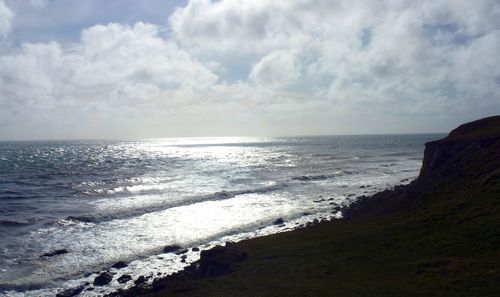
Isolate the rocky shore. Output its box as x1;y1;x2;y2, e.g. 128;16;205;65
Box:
60;116;500;297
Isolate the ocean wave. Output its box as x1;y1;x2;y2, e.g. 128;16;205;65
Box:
65;183;289;224
0;218;38;227
291;174;336;181
76;179;175;197
0;280;54;294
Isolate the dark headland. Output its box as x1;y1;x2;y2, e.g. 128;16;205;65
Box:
103;116;500;297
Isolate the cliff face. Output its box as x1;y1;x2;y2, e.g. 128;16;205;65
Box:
345;115;500;219
417;115;500;190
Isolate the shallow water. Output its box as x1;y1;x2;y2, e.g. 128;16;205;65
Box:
0;135;442;296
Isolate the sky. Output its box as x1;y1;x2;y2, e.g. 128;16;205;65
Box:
0;0;499;140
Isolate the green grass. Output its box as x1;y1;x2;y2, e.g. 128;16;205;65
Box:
149;180;499;297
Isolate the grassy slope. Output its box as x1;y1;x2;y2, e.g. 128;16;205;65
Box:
148;125;500;297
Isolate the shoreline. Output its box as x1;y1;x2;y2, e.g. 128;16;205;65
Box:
98;116;500;297
92;177;419;297
1;135;428;297
54;116;500;297
100;182;415;297
55;194;358;297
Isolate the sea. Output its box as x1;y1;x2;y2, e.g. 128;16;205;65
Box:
0;134;442;296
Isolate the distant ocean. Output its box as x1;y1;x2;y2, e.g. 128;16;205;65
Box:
0;135;442;296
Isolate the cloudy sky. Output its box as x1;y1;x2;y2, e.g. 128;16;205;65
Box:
0;0;499;140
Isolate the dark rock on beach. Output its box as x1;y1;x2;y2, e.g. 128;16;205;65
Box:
163;245;182;253
273;218;284;225
56;285;84;297
117;274;132;284
197;246;248;277
93;272;113;286
192;247;200;252
111;261;128;269
134;275;146;285
40;249;69;258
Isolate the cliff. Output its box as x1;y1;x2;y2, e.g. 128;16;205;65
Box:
105;116;500;297
418;115;500;188
345;115;500;219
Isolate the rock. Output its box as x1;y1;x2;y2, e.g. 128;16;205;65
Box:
40;249;69;258
197;246;248;277
56;285;84;297
134;275;146;285
175;249;188;255
111;261;128;269
192;247;200;252
117;274;132;284
273;218;284;225
93;272;113;286
163;245;182;253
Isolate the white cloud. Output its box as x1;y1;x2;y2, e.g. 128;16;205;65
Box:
171;0;500;116
250;50;300;87
1;0;500;139
169;0;309;56
0;22;222;139
0;22;218;108
0;0;13;37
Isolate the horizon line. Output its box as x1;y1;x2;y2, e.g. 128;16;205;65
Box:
0;132;447;142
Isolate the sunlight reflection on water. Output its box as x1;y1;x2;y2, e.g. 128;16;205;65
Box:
0;135;442;296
